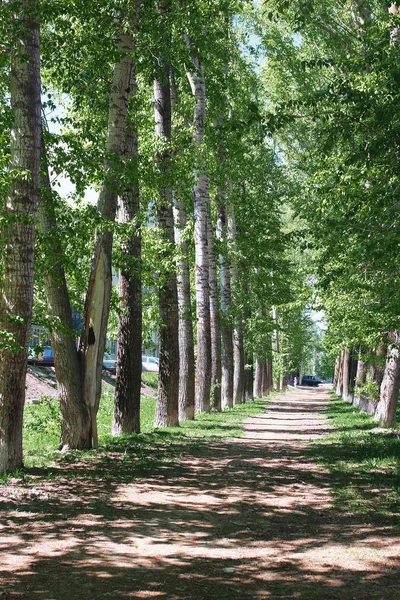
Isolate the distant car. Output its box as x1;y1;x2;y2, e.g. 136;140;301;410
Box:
29;346;55;367
142;355;159;372
103;353;117;372
301;375;322;387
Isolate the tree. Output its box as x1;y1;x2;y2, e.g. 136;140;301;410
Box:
153;0;179;427
0;0;41;473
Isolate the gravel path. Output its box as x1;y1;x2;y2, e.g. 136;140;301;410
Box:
1;387;399;599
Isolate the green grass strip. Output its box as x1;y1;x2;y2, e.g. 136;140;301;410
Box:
309;392;400;518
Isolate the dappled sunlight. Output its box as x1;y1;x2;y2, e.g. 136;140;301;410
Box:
1;388;399;599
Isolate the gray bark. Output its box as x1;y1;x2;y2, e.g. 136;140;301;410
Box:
342;347;351;402
38;141;90;449
153;54;179;428
80;31;134;448
171;67;195;422
0;1;41;473
374;334;400;428
186;34;212;413
229;205;244;404
254;356;263;398
174;197;195;421
353;355;367;408
113;55;142;435
207;207;222;411
336;350;344;397
216;197;234;409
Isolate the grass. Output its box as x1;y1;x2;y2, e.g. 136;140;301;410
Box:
17;382;268;477
309;392;400;517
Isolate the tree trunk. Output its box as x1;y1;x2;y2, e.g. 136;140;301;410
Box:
254;356;263;397
207;207;222;411
38;142;90;449
0;1;41;473
374;338;400;428
113;60;142;435
335;350;344;396
348;351;358;403
267;357;274;392
272;307;280;390
216;198;234;409
153;52;179;428
244;351;254;402
353;355;367;408
170;66;195;422
80;31;134;448
342;347;351;402
333;355;340;388
229;205;244;404
174;197;195;421
186;34;212;414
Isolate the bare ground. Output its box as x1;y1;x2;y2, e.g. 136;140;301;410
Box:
1;387;399;599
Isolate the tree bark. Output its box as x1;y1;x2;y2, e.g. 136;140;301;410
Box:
333;355;340;388
229;205;244;404
79;31;134;448
0;1;41;473
113;57;142;435
353;355;367;408
335;350;344;397
254;356;263;397
38;141;90;449
174;197;195;421
207;207;222;411
216;198;234;409
342;347;351;402
186;34;212;414
170;66;195;422
153;49;179;428
244;351;254;402
374;334;400;428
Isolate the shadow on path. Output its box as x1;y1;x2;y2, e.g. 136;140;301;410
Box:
0;388;399;599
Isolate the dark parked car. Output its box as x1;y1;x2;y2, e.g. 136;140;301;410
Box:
301;375;322;387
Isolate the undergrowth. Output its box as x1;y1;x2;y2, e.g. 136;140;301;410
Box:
309;392;400;517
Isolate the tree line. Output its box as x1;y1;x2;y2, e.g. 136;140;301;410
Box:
0;0;317;474
260;0;400;426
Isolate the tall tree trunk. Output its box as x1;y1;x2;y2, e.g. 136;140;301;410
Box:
268;357;274;392
153;49;179;428
348;350;358;403
170;66;195;422
374;334;400;428
369;342;385;388
79;31;134;448
174;196;195;421
207;207;222;411
342;347;351;402
0;1;41;473
38;142;90;449
186;34;212;414
335;350;344;396
229;205;244;404
353;353;367;408
333;355;340;388
254;356;263;397
244;351;254;402
216;198;234;409
272;307;280;390
113;58;142;435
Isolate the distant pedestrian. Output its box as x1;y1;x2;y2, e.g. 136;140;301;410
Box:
294;376;298;388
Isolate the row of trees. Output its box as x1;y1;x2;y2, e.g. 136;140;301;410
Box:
260;0;400;426
0;0;316;473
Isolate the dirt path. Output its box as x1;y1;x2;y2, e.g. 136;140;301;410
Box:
1;388;399;599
